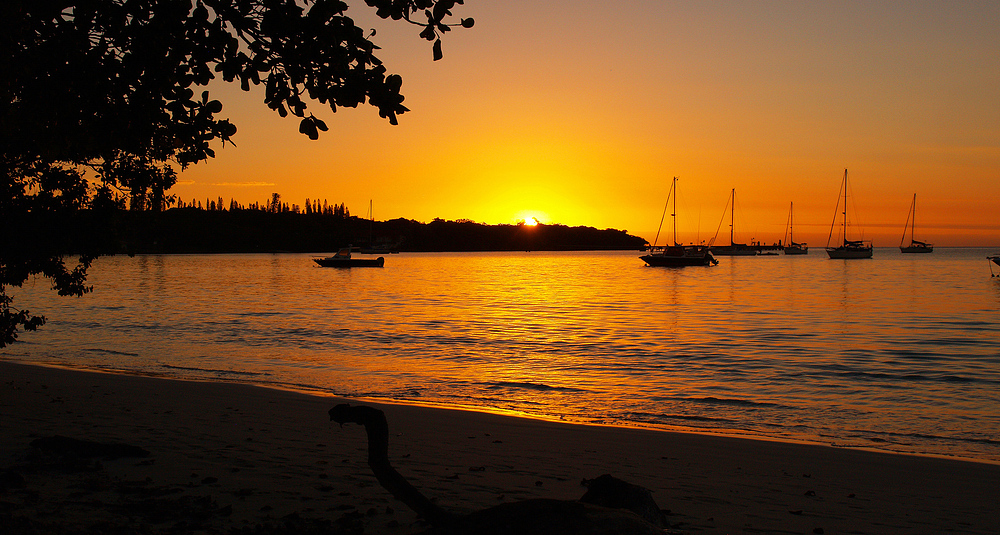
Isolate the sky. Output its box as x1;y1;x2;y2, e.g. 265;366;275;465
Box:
175;1;1000;247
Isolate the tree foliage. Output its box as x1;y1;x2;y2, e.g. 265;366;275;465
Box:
0;0;473;346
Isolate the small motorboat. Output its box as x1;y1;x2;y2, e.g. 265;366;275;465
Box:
314;248;385;268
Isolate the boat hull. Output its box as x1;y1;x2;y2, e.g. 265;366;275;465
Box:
641;246;717;267
900;245;933;253
783;245;808;255
641;254;716;267
314;257;385;268
826;246;872;259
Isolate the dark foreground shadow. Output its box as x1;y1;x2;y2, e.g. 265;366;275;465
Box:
330;403;681;535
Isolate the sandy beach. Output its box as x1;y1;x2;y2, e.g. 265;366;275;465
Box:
1;360;997;534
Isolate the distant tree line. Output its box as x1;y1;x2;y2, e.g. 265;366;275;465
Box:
173;192;349;217
45;204;647;254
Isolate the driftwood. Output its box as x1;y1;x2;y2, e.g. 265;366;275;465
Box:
329;403;667;535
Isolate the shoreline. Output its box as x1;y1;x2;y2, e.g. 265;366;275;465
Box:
3;360;999;534
9;358;998;467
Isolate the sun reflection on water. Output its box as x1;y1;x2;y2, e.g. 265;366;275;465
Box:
6;249;1000;460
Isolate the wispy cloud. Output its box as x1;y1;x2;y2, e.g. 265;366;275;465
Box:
207;182;276;187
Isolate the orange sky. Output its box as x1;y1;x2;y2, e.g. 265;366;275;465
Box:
175;1;1000;247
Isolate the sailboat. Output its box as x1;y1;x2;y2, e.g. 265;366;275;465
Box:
899;194;932;253
640;177;718;267
783;202;808;254
710;189;758;256
826;168;873;259
359;200;401;254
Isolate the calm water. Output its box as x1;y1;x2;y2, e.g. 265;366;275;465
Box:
5;249;1000;462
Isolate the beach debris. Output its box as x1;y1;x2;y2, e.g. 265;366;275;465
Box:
580;474;666;527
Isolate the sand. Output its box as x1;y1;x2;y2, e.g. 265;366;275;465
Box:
1;360;997;534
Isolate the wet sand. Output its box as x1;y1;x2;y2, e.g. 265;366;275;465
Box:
1;360;997;534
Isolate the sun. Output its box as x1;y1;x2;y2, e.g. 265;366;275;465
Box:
515;210;548;226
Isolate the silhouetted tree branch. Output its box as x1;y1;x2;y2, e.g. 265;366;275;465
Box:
0;0;473;346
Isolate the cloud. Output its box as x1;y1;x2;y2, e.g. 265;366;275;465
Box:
207;182;276;187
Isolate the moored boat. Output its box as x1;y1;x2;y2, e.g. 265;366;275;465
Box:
314;247;385;268
711;188;758;256
641;244;718;267
640;177;718;267
783;201;808;254
359;199;403;254
899;194;933;253
826;169;873;259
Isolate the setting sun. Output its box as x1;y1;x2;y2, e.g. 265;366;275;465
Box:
515;211;547;226
169;2;999;247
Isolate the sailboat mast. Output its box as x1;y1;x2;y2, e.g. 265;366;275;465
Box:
730;188;735;246
911;194;916;242
789;202;794;243
901;193;913;247
672;177;678;246
842;169;848;246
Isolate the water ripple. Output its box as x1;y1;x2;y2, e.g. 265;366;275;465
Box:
7;249;1000;461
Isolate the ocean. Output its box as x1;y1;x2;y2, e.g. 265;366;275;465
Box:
5;249;1000;462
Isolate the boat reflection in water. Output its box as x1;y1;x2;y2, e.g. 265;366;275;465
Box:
640;176;718;267
988;255;1000;277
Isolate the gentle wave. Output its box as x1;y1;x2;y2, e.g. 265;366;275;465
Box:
160;364;272;377
479;381;588;392
83;348;140;357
